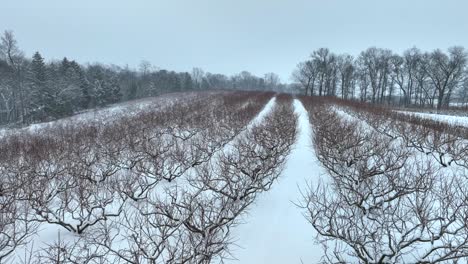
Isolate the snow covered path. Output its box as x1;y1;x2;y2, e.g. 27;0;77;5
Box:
226;99;323;264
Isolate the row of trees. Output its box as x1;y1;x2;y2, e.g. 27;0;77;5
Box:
299;96;468;262
0;30;283;126
0;92;299;263
292;47;468;110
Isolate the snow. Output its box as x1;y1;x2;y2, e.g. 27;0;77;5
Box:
226;99;323;264
8;94;330;263
0;91;219;137
397;110;468;128
333;106;357;122
248;97;276;126
10;93;279;263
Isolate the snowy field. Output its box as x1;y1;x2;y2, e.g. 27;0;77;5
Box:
1;91;468;263
0;91;224;137
397;110;468;128
2;91;322;263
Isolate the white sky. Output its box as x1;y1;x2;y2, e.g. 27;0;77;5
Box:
2;0;467;82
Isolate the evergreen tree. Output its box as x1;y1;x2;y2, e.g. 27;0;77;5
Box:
69;60;92;109
60;57;70;75
88;65;121;107
29;51;51;120
55;58;82;115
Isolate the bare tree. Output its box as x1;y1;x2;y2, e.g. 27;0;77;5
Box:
191;67;205;90
357;47;393;103
425;47;467;110
336;54;355;99
0;30;26;123
264;72;281;91
292;60;317;96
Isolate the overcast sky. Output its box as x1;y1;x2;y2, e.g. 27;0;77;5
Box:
2;0;467;82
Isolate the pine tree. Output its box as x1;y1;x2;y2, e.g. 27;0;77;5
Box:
29;51;51;120
88;65;121;107
109;77;122;104
60;57;70;75
69;61;92;109
54;58;82;116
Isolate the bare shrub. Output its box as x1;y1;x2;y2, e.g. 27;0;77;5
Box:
299;96;468;263
75;94;298;263
1;91;293;262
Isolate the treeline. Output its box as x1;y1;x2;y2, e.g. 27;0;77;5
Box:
292;47;468;110
0;30;283;126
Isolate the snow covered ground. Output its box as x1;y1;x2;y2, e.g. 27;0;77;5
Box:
0;91;220;137
397;110;468;128
226;99;323;264
7;94;329;263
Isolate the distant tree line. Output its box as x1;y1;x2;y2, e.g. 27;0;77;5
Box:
292;47;468;110
0;30;283;126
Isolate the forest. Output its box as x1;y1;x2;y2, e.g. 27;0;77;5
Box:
293;47;468;109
